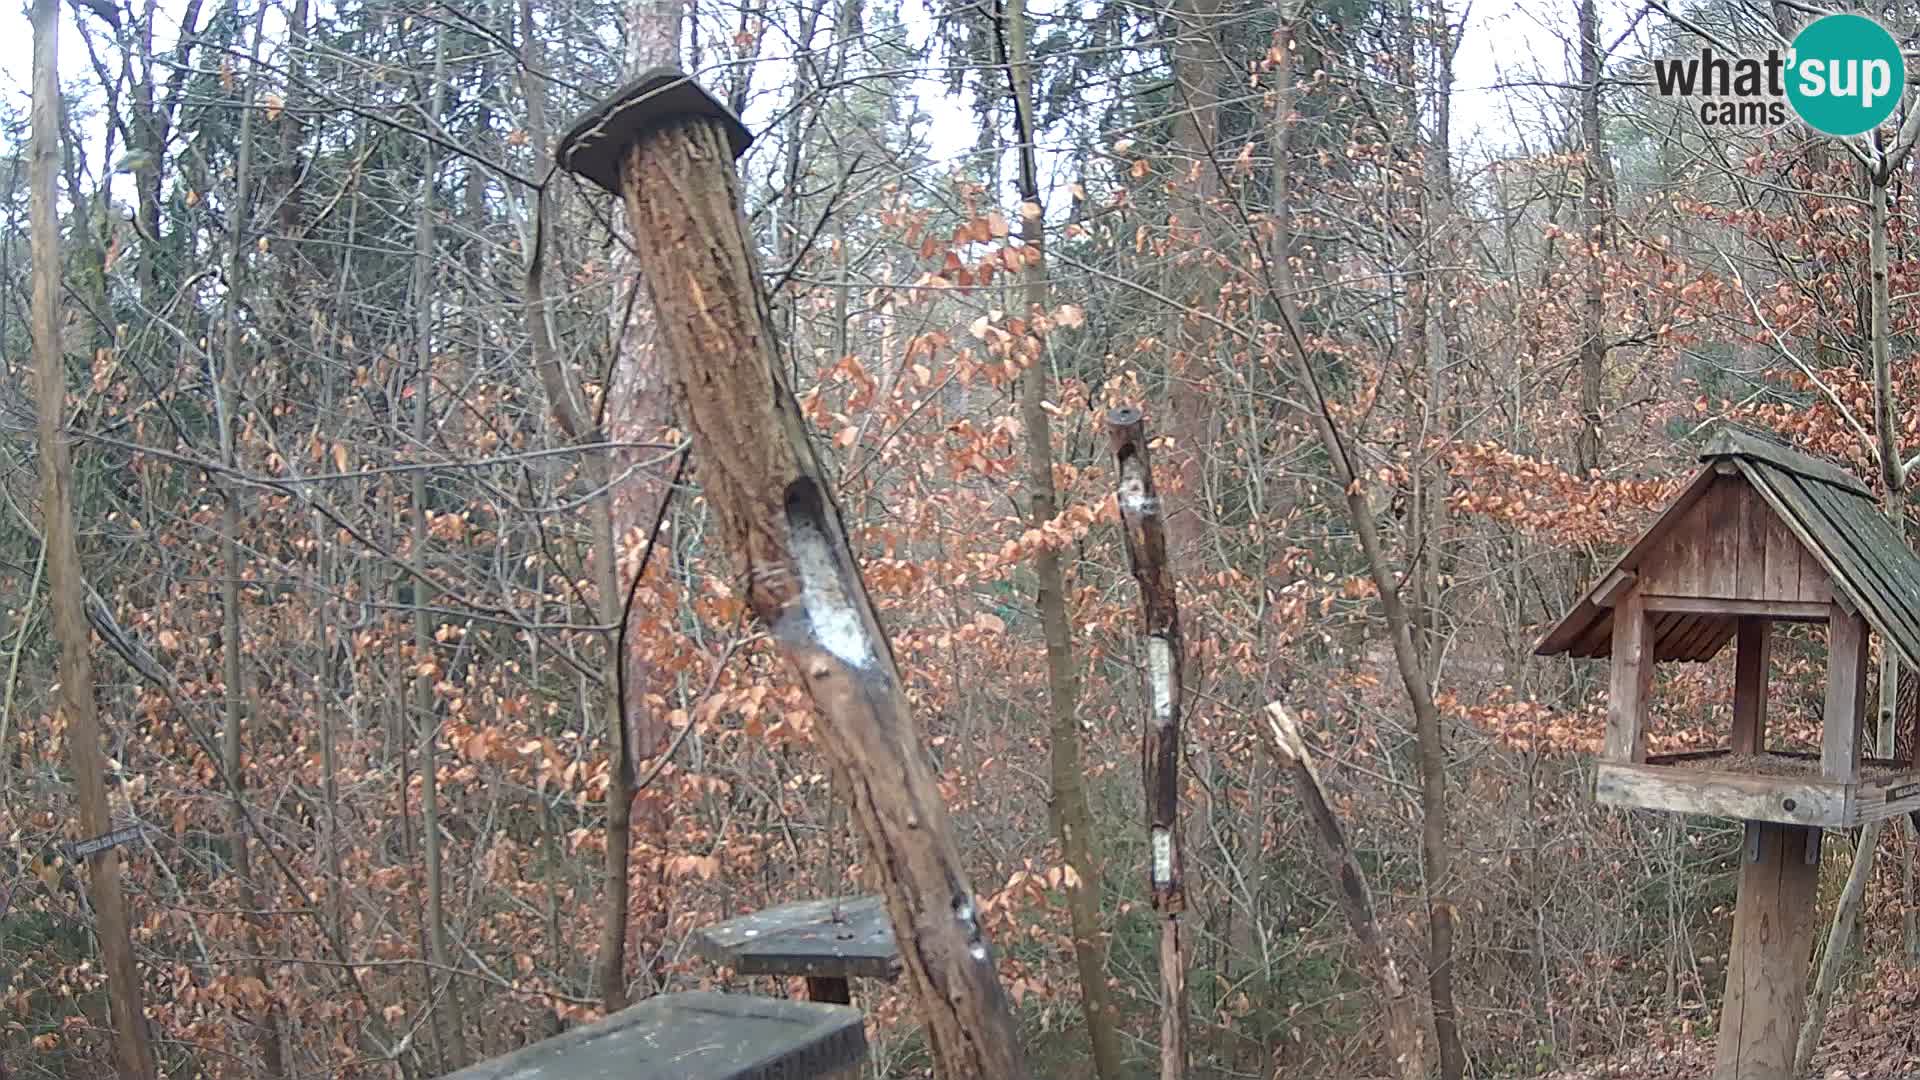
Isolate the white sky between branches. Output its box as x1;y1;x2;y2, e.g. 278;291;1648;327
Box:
0;0;1591;224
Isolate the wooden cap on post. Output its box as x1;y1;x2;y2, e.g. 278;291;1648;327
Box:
554;68;752;195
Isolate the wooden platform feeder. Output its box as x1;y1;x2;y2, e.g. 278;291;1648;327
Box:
1536;429;1920;1080
440;991;867;1080
696;895;902;1006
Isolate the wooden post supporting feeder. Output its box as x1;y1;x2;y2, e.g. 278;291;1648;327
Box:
556;70;1029;1079
1537;429;1920;1080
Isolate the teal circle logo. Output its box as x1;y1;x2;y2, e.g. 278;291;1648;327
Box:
1787;14;1905;136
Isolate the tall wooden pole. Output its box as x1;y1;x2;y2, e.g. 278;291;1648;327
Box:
1107;408;1188;1079
556;71;1029;1079
30;0;158;1074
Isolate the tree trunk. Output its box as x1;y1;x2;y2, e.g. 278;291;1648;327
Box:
411;27;467;1068
1262;705;1427;1080
1574;0;1611;478
1261;66;1459;1078
1000;4;1123;1076
30;0;158;1072
1164;0;1222;558
574;89;1031;1077
215;12;285;1071
1109;409;1189;1080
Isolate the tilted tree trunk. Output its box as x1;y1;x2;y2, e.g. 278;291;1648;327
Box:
30;0;158;1073
998;3;1124;1076
1109;408;1190;1080
1262;705;1427;1080
559;80;1031;1077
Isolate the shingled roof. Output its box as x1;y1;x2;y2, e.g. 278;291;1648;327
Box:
1535;428;1920;671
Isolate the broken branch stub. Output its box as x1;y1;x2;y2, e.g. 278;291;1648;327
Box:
555;71;1029;1080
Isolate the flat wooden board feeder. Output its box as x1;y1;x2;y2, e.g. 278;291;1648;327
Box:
1538;429;1920;1078
1537;428;1920;828
438;991;866;1080
696;895;901;1005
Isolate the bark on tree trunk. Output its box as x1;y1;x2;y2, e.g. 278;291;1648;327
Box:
1574;0;1611;479
216;14;285;1070
1110;409;1189;1080
1262;705;1427;1080
1001;3;1124;1075
1164;0;1222;559
570;87;1031;1078
411;29;467;1068
30;0;158;1072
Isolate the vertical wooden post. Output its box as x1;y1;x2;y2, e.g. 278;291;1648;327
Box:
1713;822;1820;1080
1731;617;1771;755
1605;591;1652;762
1108;408;1189;1080
805;976;852;1005
554;71;1029;1080
1824;607;1868;783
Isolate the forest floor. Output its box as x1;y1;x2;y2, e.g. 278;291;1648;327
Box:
1538;960;1920;1078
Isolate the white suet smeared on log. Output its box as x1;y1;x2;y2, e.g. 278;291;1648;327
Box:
780;479;877;670
1147;635;1176;728
1151;827;1173;886
1117;453;1160;518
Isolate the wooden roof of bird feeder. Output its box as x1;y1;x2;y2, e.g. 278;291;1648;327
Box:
1536;428;1920;828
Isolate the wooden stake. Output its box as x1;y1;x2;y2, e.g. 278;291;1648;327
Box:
555;71;1028;1079
1713;821;1819;1080
1108;408;1188;1080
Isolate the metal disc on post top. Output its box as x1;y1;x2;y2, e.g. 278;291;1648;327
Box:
555;67;753;196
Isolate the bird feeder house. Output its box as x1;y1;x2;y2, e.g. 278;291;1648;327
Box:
1537;429;1920;1080
1537;428;1920;826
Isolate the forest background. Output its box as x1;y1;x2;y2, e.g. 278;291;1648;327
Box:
4;0;1920;1074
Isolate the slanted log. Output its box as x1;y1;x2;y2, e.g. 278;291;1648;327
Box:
1107;407;1188;1079
555;71;1028;1079
1261;704;1426;1080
